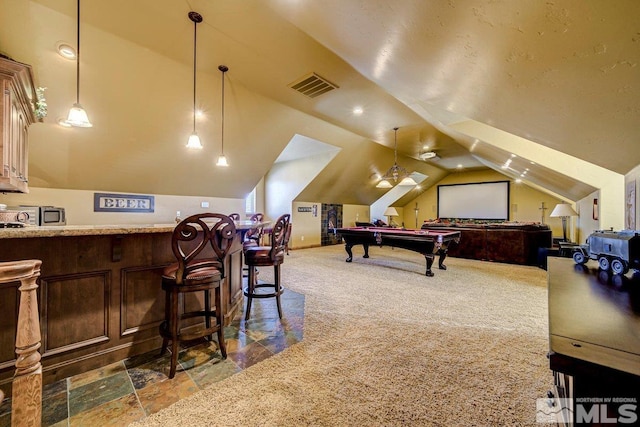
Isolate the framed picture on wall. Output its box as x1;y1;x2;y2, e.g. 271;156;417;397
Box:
626;181;636;230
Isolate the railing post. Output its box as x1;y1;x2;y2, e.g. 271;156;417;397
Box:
0;260;43;427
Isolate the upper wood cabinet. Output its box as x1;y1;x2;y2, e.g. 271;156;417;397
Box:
0;56;38;193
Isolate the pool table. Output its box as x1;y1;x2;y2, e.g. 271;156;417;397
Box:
336;227;461;276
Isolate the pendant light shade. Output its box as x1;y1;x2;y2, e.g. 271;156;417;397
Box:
376;127;417;187
216;65;229;167
186;11;203;149
65;0;92;128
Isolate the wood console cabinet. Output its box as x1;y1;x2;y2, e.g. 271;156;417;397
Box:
547;257;640;426
0;224;247;395
0;56;38;193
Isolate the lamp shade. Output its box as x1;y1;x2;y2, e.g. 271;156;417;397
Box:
398;176;417;186
376;180;392;189
65;103;92;127
383;207;398;217
550;203;578;217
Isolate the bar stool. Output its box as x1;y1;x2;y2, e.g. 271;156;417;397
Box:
159;213;236;378
243;214;290;320
284;222;292;255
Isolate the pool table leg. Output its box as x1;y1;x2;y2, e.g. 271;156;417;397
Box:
424;253;435;277
438;249;448;270
345;243;353;262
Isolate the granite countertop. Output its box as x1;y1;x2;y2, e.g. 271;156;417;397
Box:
0;220;267;239
0;223;177;239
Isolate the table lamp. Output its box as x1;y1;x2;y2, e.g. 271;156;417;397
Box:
550;203;578;242
383;207;398;227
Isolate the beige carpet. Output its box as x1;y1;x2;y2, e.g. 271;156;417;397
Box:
131;244;551;426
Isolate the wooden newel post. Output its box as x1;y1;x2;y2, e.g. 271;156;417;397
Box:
0;260;43;427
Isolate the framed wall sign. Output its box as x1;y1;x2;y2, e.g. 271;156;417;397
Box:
94;193;155;213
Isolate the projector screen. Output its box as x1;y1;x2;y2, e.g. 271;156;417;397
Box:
438;181;510;220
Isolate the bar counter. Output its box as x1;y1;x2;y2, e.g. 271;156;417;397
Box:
0;223;175;238
0;221;260;393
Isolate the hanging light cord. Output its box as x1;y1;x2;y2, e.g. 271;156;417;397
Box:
393;127;399;165
218;65;229;156
192;16;197;132
75;0;80;104
220;68;225;155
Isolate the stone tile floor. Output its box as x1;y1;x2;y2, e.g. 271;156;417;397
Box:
0;289;305;426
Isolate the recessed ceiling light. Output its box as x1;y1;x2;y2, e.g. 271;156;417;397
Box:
56;42;76;60
515;178;522;183
352;106;363;115
457;164;463;169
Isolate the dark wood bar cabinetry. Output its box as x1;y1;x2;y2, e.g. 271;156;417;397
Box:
0;223;251;395
547;257;640;426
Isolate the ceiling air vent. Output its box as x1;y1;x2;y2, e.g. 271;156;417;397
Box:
289;73;338;98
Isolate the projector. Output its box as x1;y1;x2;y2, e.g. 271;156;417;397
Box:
419;151;437;160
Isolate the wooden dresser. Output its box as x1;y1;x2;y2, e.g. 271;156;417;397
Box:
547;257;640;425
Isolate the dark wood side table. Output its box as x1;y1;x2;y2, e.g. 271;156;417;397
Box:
547;258;640;426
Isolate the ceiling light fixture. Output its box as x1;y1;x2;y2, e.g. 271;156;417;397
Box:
186;11;203;149
419;151;437;160
216;65;229;167
376;127;417;188
56;42;76;60
65;0;92;127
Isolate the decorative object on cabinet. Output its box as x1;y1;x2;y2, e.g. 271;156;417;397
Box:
0;56;38;193
216;65;230;166
65;0;92;127
34;86;47;120
185;11;203;149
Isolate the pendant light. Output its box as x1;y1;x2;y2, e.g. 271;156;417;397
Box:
376;127;417;187
65;0;92;127
216;65;229;167
186;11;203;149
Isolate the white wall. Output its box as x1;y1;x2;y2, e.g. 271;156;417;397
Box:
290;201;321;249
265;150;338;221
576;190;600;243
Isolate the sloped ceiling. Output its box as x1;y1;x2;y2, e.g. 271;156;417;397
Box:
1;0;637;205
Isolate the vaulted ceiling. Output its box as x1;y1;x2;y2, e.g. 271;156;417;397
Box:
1;0;638;205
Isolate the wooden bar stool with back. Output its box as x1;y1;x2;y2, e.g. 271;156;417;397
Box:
159;213;236;378
243;214;290;320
